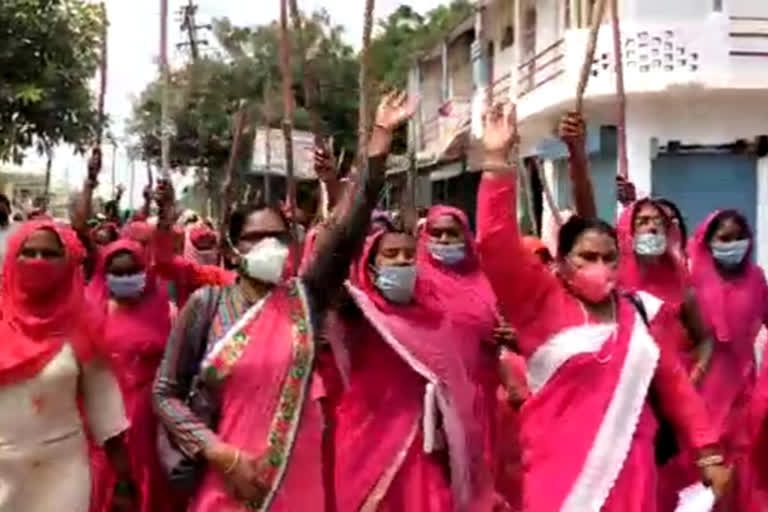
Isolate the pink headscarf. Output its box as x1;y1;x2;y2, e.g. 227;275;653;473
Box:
121;221;154;247
183;225;220;266
688;210;768;346
96;239;172;390
617;199;689;303
338;229;490;509
416;205;498;342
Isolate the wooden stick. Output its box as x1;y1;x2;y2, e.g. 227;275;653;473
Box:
575;0;608;113
218;107;247;236
532;158;563;228
159;0;171;179
357;0;376;165
519;159;539;236
610;0;629;179
279;0;299;272
97;2;108;146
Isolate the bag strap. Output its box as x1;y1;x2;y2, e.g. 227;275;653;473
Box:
186;286;223;386
623;292;680;465
623;292;650;327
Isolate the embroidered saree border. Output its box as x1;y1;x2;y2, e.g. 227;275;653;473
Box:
199;280;316;511
251;280;316;511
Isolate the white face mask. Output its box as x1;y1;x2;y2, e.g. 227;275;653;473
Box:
710;239;749;268
106;272;147;299
634;232;667;257
427;242;466;266
240;237;289;284
374;265;417;304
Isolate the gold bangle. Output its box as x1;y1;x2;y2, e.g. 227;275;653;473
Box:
696;454;724;468
224;449;241;474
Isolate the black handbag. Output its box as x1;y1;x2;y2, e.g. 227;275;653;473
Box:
157;286;222;490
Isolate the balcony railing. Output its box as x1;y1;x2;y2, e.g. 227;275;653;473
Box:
419;97;471;156
517;39;566;98
729;16;768;58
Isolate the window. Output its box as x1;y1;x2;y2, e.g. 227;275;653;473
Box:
713;0;723;11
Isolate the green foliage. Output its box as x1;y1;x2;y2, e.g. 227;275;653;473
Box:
368;0;473;91
0;0;105;163
129;9;360;175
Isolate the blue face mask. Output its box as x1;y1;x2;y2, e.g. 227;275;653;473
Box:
710;239;749;268
374;265;417;304
634;232;667;257
107;272;147;299
428;242;466;266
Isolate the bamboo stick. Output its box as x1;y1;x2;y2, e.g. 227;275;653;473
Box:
610;0;628;179
357;0;376;166
520;159;539;236
97;2;108;146
218;107;247;235
279;0;299;271
159;0;171;179
532;158;564;227
575;0;608;113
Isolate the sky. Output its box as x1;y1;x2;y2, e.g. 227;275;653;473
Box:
16;0;446;207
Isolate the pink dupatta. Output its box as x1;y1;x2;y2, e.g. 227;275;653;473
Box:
88;239;179;512
617;200;689;304
688;210;768;451
335;231;492;511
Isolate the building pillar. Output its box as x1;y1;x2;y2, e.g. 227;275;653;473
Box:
756;156;768;270
471;6;489;90
441;40;449;102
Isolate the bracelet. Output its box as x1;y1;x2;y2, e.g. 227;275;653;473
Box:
696;454;725;468
224;449;241;474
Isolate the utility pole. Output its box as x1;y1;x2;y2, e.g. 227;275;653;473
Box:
177;0;211;60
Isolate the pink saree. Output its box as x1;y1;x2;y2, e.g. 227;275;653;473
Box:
685;211;768;511
190;280;327;512
88;240;181;512
417;205;501;477
333;231;493;512
476;175;718;512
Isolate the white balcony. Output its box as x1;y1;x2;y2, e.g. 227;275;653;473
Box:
512;13;768;127
418;97;472;162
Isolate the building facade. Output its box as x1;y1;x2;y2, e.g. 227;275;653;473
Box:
407;0;768;265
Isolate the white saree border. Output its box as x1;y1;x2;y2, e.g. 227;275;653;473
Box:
560;298;661;512
527;323;618;394
360;420;421;512
345;282;473;509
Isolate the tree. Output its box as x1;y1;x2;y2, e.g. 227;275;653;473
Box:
129;10;360;185
368;0;473;91
0;0;105;163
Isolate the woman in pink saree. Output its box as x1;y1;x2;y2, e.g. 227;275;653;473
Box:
333;224;494;511
474;103;729;512
417;208;504;445
686;210;768;511
153;90;415;512
89;239;182;512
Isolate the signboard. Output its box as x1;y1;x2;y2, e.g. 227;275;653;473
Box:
251;127;316;180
